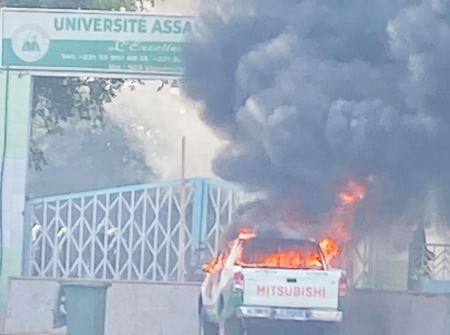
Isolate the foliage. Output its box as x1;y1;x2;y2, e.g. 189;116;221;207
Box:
2;0;167;171
1;0;134;10
30;76;148;171
0;0;162;171
1;0;163;10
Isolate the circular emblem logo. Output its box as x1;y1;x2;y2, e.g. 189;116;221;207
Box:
12;25;50;63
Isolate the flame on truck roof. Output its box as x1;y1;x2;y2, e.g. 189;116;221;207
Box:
203;230;339;273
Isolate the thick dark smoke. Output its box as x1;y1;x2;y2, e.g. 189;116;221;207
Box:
183;0;450;229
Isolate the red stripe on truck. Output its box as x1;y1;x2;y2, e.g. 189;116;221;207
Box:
256;285;326;298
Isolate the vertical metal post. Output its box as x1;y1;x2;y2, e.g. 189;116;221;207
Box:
22;201;33;276
178;136;187;282
0;68;10;277
407;242;414;290
190;179;207;271
367;236;375;288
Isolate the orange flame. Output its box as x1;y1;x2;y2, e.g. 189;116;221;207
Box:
204;181;366;274
203;229;324;273
339;181;365;206
237;229;257;240
237;249;323;270
320;238;340;265
320;180;366;266
332;180;366;239
203;251;227;273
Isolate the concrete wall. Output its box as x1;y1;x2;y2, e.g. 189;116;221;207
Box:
2;279;63;334
343;289;450;335
4;278;450;335
2;278;199;335
372;260;409;291
106;282;199;335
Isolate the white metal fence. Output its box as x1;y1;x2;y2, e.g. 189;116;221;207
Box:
409;243;450;281
24;178;240;282
24;177;375;287
350;237;374;288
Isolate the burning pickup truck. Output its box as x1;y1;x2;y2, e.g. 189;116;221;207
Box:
199;231;346;335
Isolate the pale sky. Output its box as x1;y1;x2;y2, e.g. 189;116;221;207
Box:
144;0;198;14
106;80;224;180
106;1;221;180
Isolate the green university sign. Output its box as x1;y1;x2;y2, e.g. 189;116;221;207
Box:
0;8;194;78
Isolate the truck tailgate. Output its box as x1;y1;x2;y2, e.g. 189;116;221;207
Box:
242;268;340;309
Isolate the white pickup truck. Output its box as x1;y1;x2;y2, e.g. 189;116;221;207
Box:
199;233;347;335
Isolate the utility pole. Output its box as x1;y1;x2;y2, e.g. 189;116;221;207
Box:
178;136;187;282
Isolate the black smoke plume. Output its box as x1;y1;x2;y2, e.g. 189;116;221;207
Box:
183;0;450;230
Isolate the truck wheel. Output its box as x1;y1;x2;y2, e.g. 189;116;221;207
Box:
219;316;243;335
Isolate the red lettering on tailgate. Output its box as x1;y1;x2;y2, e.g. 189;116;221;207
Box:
256;285;326;298
286;287;293;296
256;285;266;296
277;286;284;296
314;287;325;298
270;285;277;296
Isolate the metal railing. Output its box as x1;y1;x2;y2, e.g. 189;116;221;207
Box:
408;243;450;281
24;176;380;287
349;237;374;289
24;178;241;282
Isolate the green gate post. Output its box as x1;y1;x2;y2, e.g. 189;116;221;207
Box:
62;282;111;335
0;70;33;319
